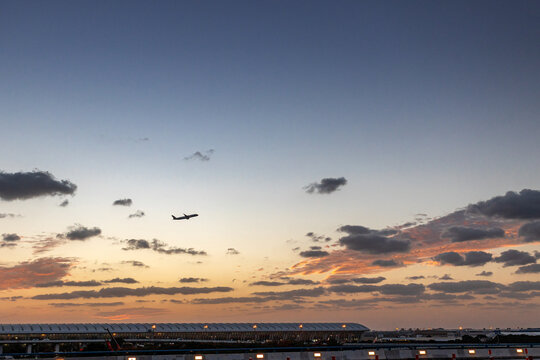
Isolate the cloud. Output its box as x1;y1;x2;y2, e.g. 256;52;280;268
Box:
0;258;73;290
339;233;410;254
351;277;386;284
32;237;67;254
123;239;207;256
252;287;326;299
48;302;124;307
441;226;504;242
285;278;319;285
428;280;503;294
184;149;214;162
226;248;240;255
64;225;102;241
179;277;208;283
113;198;132;206
0;213;19;219
516;264;540;274
0;170;77;201
407;276;425;280
128;210;145;219
32;285;234;300
439;274;454;280
468;189;540;219
304;177;347;194
2;233;20;242
378;283;425;296
506;281;540;292
192;296;271;304
251;281;285;287
121;260;149;268
306;232;332;242
299;249;330;258
35;280;102;287
328;284;379;293
103;278;139;284
518;221;540;242
59;199;69;207
493;249;537;267
476;271;493;277
372;259;402;267
433;251;492;267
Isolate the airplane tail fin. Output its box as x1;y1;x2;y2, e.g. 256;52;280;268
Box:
171;215;177;219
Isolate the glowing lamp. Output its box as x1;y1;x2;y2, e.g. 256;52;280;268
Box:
256;354;264;359
516;349;523;354
195;356;203;360
128;357;137;360
368;351;376;356
419;350;427;355
314;353;322;358
468;350;476;355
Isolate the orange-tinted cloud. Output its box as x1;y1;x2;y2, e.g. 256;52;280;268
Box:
0;257;73;290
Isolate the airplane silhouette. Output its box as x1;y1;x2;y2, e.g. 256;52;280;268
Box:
172;213;199;220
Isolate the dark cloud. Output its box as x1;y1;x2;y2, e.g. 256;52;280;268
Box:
468;189;540;219
0;170;77;201
59;199;69;207
0;258;73;290
113;198;132;206
379;283;425;296
339;233;410;254
64;225;102;241
123;239;207;256
428;280;503;294
407;276;425;280
493;249;537;267
439;274;454;280
518;221;540;242
328;284;379;293
516;264;540;274
251;281;285;287
352;277;386;284
184;149;214;161
128;210;145;219
441;226;505;242
179;277;208;283
372;259;402;267
2;233;20;242
35;280;102;287
121;260;149;268
0;213;18;219
48;302;124;307
506;281;540;292
103;278;139;284
226;248;240;255
476;271;493;277
286;278;319;285
252;287;326;299
192;296;271;304
304;177;347;194
32;285;234;300
338;225;398;236
306;232;332;242
433;251;492;267
299;249;330;258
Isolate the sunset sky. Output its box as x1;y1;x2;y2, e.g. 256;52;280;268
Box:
0;0;539;329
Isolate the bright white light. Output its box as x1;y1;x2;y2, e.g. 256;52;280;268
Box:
419;350;427;355
195;356;203;360
368;351;376;356
516;349;523;354
128;357;137;360
468;350;476;355
314;353;322;358
257;354;264;359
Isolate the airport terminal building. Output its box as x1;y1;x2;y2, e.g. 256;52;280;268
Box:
0;323;369;343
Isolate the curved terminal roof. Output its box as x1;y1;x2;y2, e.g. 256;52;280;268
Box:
0;323;368;334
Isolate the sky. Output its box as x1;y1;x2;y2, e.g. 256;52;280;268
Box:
0;0;539;330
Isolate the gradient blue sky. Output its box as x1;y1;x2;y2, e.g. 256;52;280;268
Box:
0;1;539;328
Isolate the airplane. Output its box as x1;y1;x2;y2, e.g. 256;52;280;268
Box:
172;213;199;220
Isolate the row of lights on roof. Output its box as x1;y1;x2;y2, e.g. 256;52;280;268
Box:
128;349;527;360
